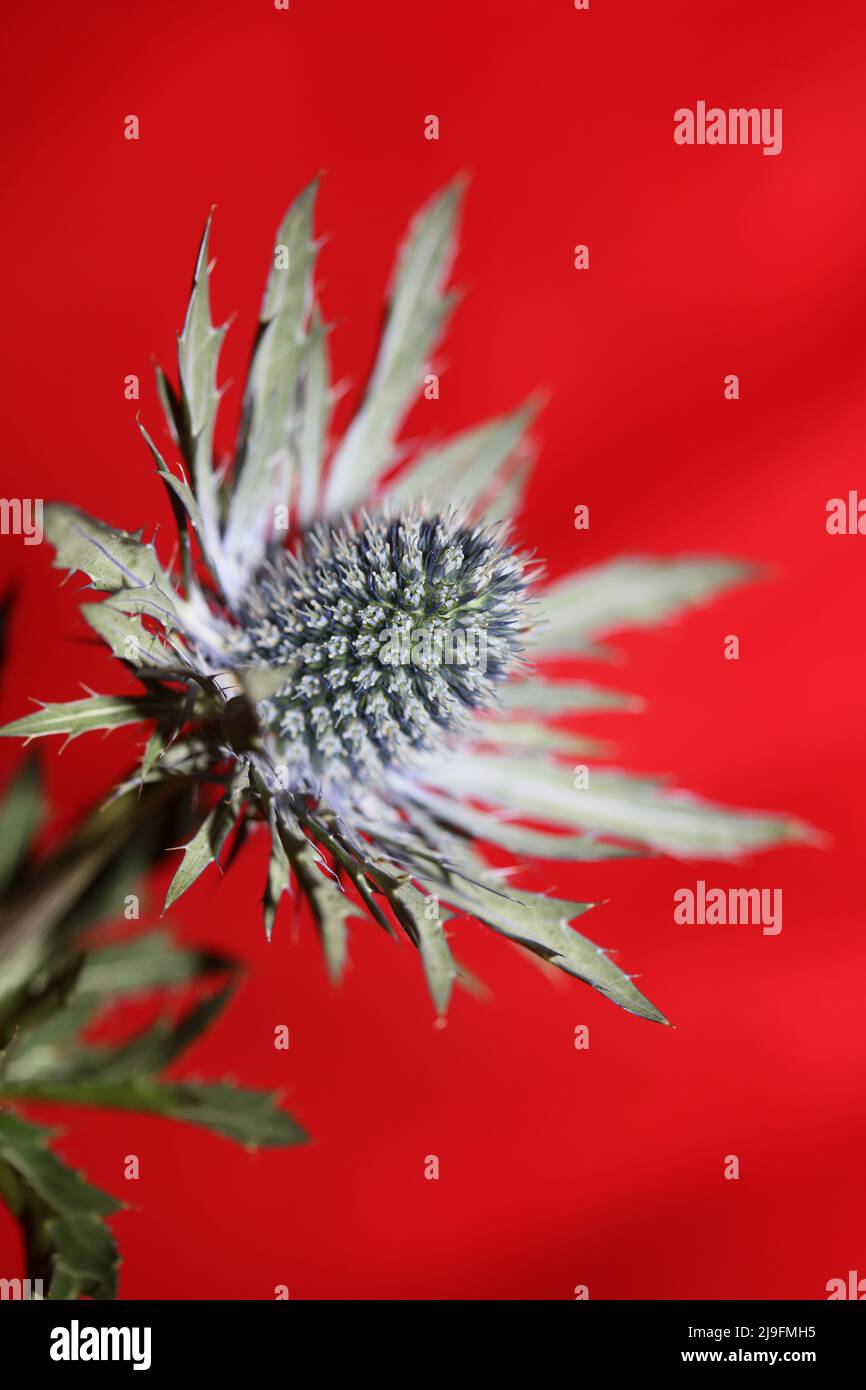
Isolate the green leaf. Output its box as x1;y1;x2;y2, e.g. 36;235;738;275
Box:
163;794;240;910
416;874;667;1024
43;502;174;595
498;680;640;714
177;210;227;574
4;1078;307;1149
224;181;319;591
0;1112;121;1299
0;1111;119;1218
324;181;463;513
531;556;757;657
274;810;356;981
75;931;228;1001
390;400;537;515
296;311;332;526
81;599;173;669
45;1213;120;1300
380;877;456;1015
0;758;43;896
0;693;185;744
137;416;204;577
420;752;814;858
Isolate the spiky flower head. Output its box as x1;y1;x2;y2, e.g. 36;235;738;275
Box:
236;506;532;793
0;180;811;1025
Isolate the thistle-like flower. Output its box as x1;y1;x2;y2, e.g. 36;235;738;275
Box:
1;181;811;1024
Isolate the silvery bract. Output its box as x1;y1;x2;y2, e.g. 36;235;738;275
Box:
0;181;812;1024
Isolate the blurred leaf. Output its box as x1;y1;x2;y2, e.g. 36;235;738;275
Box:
498;680;639;714
390;400;538;515
296;311;333;526
0;1111;120;1299
0;758;43;896
4;1078;307;1148
324;181;463;512
421;752;814;858
532;556;757;656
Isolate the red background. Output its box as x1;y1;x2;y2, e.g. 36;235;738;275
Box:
1;0;864;1299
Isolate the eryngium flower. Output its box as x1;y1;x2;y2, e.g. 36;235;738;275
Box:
1;180;813;1024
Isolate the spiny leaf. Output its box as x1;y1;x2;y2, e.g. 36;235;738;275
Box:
81;599;172;669
417;874;667;1024
0;1111;120;1218
532;556;757;656
274;809;355;981
224;180;319;595
163;794;240;910
45;1213;120;1300
380;877;456;1015
0;692;186;744
324;181;463;512
4;1078;307;1148
43;502;174;595
177;210;227;574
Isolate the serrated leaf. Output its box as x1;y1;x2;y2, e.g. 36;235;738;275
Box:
45;1213;120;1300
5;1078;307;1149
381;877;456;1015
43;502;174;595
0;1112;120;1300
0;1111;119;1217
0;758;43;896
324;181;463;513
390;400;537;514
75;932;228;1001
224;182;319;597
163;794;239;910
0;692;185;744
137;417;204;575
274;810;355;980
81;599;172;669
532;556;757;656
177;211;227;575
421;752;814;858
417;874;666;1024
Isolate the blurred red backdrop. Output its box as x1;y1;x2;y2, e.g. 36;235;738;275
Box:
1;0;864;1299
